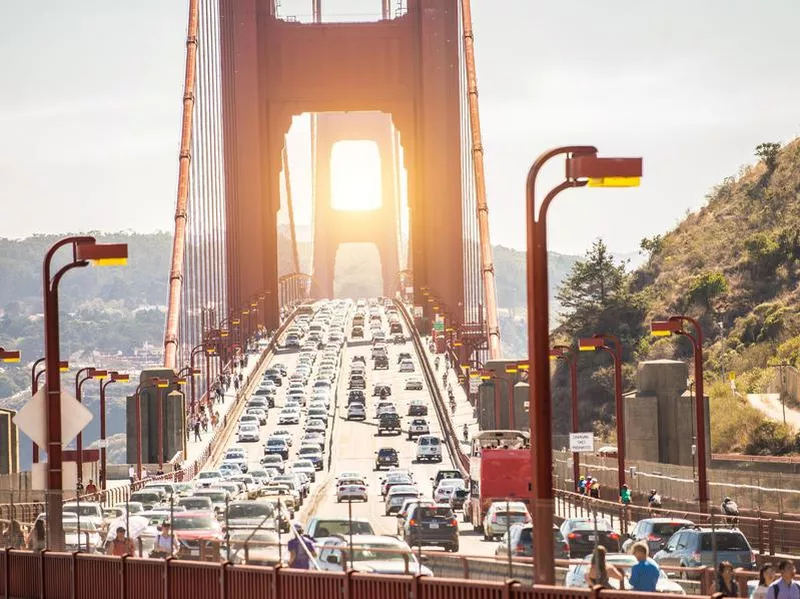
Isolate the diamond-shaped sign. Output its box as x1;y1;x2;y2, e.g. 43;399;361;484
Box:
13;387;93;450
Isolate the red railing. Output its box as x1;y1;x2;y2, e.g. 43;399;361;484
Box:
0;551;717;599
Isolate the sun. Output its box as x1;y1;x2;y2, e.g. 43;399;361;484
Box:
330;140;382;211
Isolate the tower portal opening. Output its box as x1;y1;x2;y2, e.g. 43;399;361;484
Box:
330;140;382;211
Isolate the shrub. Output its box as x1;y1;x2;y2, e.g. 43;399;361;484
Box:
744;420;795;455
687;272;728;311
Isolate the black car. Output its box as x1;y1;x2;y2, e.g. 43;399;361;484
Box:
347;390;366;405
374;356;389;370
263;369;282;386
397;352;412;364
407;401;427;416
375;447;399;470
559;518;621;557
377;413;401;435
373;384;392;397
403;505;459;552
272;363;287;377
495;524;570;560
449;488;469;511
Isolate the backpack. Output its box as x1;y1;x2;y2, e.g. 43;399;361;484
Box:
772;582;800;599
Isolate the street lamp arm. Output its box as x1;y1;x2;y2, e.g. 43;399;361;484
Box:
538;179;587;224
671;315;704;346
31;357;45;390
526;146;598;201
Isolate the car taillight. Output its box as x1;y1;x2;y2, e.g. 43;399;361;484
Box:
409;519;417;526
450;519;458;527
691;552;701;563
515;544;525;555
750;551;756;563
567;533;577;539
647;534;662;542
609;532;619;540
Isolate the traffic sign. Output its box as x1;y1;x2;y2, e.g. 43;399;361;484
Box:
569;432;594;453
414;306;423;318
13;387;93;450
469;377;480;393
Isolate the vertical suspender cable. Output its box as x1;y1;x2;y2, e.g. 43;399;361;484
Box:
164;0;200;369
460;0;501;359
282;140;301;274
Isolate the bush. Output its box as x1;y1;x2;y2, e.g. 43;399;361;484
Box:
687;272;728;311
708;381;767;453
744;420;795;455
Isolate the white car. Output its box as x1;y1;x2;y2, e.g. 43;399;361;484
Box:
415;435;442;462
237;423;261;443
374;401;397;419
219;462;243;478
337;483;368;502
433;478;466;503
195;470;221;488
565;554;685;594
271;429;293;447
407;418;429;439
482;501;530;540
399;360;415;373
347;403;367;420
278;408;300;425
405;378;423;391
337;471;364;482
317;535;432;576
246;407;268;425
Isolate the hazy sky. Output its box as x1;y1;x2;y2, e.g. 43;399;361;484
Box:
2;1;799;255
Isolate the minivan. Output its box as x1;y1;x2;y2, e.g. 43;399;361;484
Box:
416;435;443;462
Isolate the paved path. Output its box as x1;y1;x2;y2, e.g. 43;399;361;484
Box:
747;393;800;430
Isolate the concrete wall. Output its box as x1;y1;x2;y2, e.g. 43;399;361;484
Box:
0;409;19;474
624;394;659;463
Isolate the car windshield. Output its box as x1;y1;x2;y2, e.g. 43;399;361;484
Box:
196;491;226;502
438;479;465;489
63;520;97;532
350;543;409;562
63;505;100;517
173;515;217;530
228;503;275;519
267;439;285;446
651;522;690;537
314;520;374;536
700;532;749;551
571;519;612;531
379;449;397;457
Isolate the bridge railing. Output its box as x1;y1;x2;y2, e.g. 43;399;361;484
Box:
0;549;713;599
0;308;300;528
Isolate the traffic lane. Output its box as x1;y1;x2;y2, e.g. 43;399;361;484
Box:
304;331;458;542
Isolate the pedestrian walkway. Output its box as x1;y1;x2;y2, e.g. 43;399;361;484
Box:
420;336;478;455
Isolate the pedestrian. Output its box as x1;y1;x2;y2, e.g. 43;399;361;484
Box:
585;545;622;588
193;418;201;442
752;564;777;599
109;526;136;556
578;476;586;495
589;480;600;499
714;561;739;597
619;484;631;505
2;519;25;549
129;465;136;484
287;523;316;569
141;466;148;479
85;479;98;495
27;519;46;551
769;560;800;599
629;542;661;593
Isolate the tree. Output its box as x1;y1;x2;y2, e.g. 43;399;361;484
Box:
557;239;627;317
755;142;781;171
639;235;664;265
687;271;728;312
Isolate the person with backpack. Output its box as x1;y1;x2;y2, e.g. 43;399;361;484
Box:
769;560;799;599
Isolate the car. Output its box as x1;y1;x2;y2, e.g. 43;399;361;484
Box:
270;429;294;447
402;504;459;552
305;517;375;538
347;403;367;420
495;523;570;560
302;432;326;450
290;460;317;483
219;461;244;477
373;384;392;397
347;390;366;405
62;501;104;529
407;399;428;416
278;408;300;425
405;378;423;391
483;501;532;542
392;334;406;344
195;470;222;489
337;483;368;503
433;478;466;504
297;445;324;470
395;499;436;535
351;327;364;338
653;526;755;577
399;360;415;373
431;470;462;494
308;407;328;422
349;374;366;389
407;418;429;439
565;553;684;593
374;356;389;370
264;438;289;460
225;500;276;528
377;413;402;435
622;518;694;556
191;489;230;515
385;485;420;516
237;423;260;443
305;419;327;433
381;474;414;497
415;435;442;462
375;447;399;470
317;535;432;576
374;401;396;418
246;407;268;425
559;517;621;556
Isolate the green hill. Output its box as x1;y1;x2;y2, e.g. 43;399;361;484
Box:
551;139;800;454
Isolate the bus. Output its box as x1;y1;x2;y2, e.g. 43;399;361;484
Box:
464;430;531;532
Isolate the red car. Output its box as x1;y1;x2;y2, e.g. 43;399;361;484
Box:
171;511;223;560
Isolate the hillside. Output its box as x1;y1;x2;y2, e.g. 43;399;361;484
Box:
551;139;800;455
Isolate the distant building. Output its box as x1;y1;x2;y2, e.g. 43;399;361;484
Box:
0;408;19;474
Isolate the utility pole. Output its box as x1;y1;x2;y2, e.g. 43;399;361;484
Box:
718;321;726;380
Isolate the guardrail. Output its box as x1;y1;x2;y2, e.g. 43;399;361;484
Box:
0;310;300;526
394;300;470;475
0;549;712;599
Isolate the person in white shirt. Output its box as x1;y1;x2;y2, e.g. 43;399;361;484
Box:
151;521;177;558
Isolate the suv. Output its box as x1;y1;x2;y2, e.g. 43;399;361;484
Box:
347;390;366;405
374;356;389;370
403;504;459;552
653;527;755;577
495;523;570;560
407;418;429;439
351;326;364;339
378;413;401;435
373;384;392;397
622;518;694;556
375;447;399;470
407;399;427;416
415;435;442;462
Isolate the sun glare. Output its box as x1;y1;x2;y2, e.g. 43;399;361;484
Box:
330;140;382;211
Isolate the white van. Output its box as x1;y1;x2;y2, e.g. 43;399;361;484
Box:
415;435;442;462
